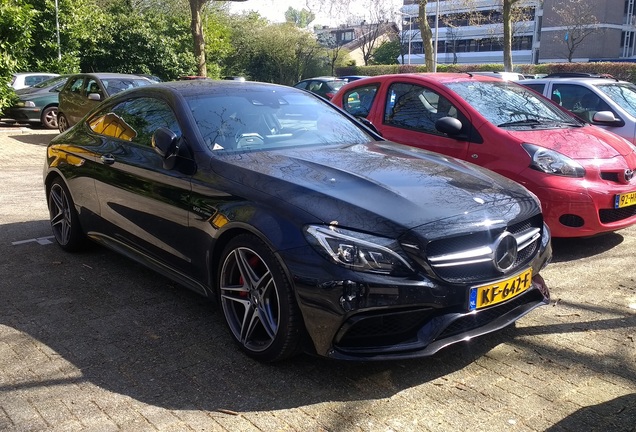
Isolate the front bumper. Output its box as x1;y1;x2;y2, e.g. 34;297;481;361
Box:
279;238;551;361
4;107;41;123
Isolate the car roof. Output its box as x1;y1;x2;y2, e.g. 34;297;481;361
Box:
342;72;504;85
68;72;152;80
523;77;628;85
123;79;291;98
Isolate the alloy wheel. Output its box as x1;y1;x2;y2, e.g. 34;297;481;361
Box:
49;183;73;246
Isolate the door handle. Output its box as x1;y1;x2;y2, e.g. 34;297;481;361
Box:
101;154;115;165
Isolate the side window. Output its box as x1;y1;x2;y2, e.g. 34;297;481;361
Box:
523;83;545;94
384;83;462;135
85;79;103;99
553;84;609;122
68;77;85;94
88;97;180;146
294;81;308;90
342;85;378;117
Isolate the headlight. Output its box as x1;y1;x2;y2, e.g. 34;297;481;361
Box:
522;143;585;177
305;225;413;275
16;100;36;107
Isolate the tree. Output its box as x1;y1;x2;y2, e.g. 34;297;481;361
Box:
0;0;34;109
502;0;522;72
549;0;599;62
371;40;400;65
188;0;245;77
285;7;315;28
417;0;435;71
317;32;346;75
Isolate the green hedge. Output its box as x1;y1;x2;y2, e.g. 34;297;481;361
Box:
336;62;636;83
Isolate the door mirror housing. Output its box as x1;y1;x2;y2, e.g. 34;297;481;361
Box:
436;116;463;136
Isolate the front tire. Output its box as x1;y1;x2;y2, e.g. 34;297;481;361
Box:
58;113;69;133
218;234;302;362
48;178;86;251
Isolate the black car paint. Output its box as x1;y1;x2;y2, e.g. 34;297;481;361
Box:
45;81;551;360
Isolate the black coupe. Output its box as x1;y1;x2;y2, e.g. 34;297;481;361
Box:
44;80;551;361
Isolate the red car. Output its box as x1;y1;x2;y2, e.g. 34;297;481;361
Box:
333;73;636;238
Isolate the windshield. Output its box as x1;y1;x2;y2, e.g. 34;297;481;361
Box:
596;83;636;118
186;87;373;153
33;75;67;89
445;81;578;127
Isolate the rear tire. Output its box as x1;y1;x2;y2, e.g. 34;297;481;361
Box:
48;178;87;251
41;106;58;129
218;234;302;362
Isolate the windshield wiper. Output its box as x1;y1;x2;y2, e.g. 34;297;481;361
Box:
498;119;542;127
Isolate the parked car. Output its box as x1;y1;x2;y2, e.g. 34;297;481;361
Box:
293;76;347;100
469;71;526;81
9;72;59;90
44;80;551;362
4;75;69;129
521;75;636;145
57;73;152;132
333;73;636;238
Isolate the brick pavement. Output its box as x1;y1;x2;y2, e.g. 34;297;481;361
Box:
0;125;635;431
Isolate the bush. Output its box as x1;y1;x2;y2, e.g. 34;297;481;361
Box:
336;62;636;83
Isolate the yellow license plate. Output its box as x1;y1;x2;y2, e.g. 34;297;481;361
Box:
469;268;533;311
615;191;636;209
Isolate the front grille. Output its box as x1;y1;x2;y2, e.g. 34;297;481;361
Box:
600;172;619;183
599;206;636;223
423;215;543;284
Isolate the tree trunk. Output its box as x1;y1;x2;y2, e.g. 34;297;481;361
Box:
190;0;207;77
418;0;435;71
503;0;513;72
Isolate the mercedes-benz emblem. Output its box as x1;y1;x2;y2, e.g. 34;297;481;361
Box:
493;232;518;273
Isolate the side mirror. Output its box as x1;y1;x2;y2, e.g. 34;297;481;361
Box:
592;111;620;124
88;93;101;101
152;127;180;169
435;116;463;136
356;116;382;137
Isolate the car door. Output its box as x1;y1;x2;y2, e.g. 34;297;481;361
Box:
88;95;194;276
372;81;472;160
60;75;86;124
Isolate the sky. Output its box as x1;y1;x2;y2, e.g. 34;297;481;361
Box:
229;0;405;27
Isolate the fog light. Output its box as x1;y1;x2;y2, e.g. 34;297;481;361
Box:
559;214;584;227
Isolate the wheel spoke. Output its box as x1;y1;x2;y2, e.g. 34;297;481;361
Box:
255;278;278;339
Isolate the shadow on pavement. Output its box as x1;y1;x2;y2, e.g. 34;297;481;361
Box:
545;393;636;432
550;233;624;263
0;220;505;415
7;131;58;146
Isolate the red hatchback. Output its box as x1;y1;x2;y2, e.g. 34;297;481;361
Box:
333;73;636;238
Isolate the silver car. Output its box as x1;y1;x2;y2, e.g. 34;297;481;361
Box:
522;75;636;145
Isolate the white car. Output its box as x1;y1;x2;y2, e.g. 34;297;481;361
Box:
9;73;59;90
522;75;636;145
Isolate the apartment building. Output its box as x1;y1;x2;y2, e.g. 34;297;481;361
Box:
399;0;636;65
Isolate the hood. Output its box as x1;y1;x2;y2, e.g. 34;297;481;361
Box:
212;142;540;238
15;86;51;97
506;125;636;159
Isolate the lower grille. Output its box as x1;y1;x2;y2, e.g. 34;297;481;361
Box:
599;206;636;223
336;308;435;349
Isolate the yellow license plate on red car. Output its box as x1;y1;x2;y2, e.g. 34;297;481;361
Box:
469;268;533;311
615;191;636;209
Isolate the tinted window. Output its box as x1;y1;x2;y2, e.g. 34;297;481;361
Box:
596;83;636;117
446;81;574;126
68;77;84;94
552;83;612;122
342;85;378;117
523;83;545;93
88;97;180;147
186;87;372;152
384;83;463;135
101;78;151;96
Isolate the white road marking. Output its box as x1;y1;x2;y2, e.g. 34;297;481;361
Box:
12;236;55;246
